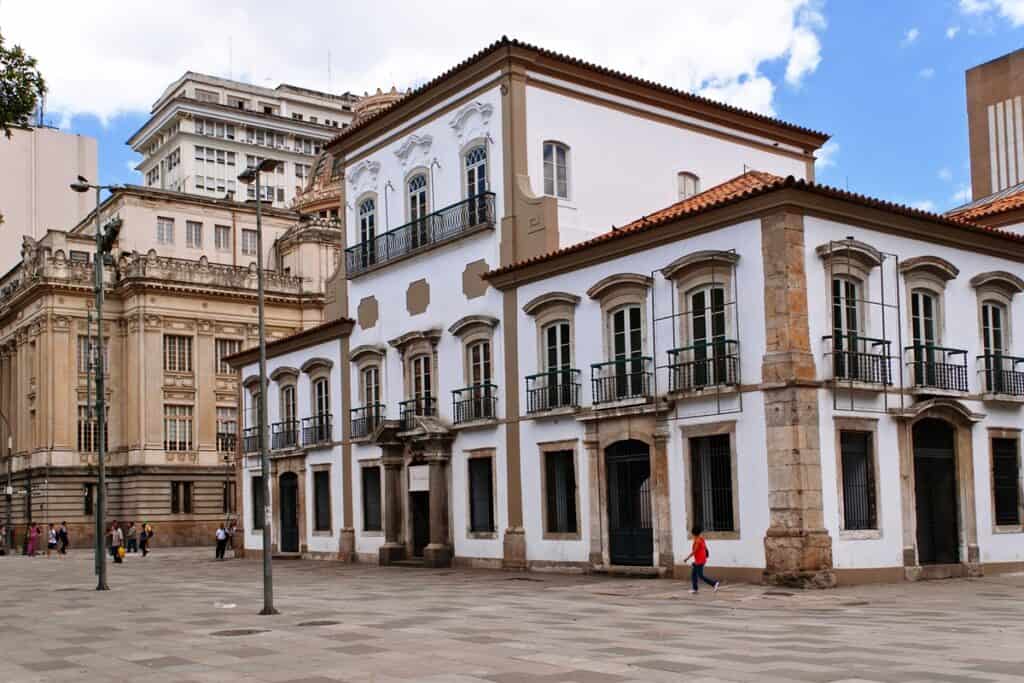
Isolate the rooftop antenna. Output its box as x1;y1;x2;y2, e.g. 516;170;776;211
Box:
228;37;233;80
328;49;332;92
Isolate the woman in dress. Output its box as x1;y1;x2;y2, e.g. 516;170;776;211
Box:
26;523;38;557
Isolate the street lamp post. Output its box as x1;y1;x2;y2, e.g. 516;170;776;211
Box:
238;159;280;616
70;177;121;592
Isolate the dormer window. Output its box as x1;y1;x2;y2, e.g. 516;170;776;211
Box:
677;172;700;200
543;141;570;199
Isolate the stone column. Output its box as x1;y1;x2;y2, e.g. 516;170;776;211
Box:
651;430;673;571
760;210;835;589
378;444;405;565
584;430;604;569
338;336;356;561
423;452;452;567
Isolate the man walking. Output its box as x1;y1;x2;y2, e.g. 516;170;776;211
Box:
110;521;124;564
215;524;228;560
125;522;138;553
58;521;69;557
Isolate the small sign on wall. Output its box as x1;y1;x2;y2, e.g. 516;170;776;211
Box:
408;465;429;492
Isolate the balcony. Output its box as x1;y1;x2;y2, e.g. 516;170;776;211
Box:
271;420;300;450
978;354;1024;397
216;432;237;453
345;192;496;277
452;384;498;425
525;369;581;413
591;357;653;406
399;396;437;431
822;335;893;387
667;340;739;393
243;427;261;454
350;404;384;439
905;345;968;393
302;414;333;446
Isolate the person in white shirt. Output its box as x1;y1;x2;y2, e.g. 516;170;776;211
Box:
215;525;228;560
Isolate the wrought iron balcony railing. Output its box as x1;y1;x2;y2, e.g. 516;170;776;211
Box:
243;427;261;454
525;369;580;413
216;432;237;453
350;404;384;439
905;345;968;392
977;353;1024;396
667;340;740;393
591;356;653;405
345;192;496;276
399;396;437;431
822;335;893;385
452;384;498;424
271;419;300;450
302;414;333;446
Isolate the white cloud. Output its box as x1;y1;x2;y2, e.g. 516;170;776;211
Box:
946;25;961;38
938;167;953;181
902;27;920;45
815;139;839;170
910;199;937;212
0;0;828;123
920;67;936;79
959;0;1024;25
951;184;972;204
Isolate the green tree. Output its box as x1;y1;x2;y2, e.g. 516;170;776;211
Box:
0;31;46;138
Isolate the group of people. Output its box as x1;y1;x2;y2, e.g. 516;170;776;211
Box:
107;521;154;562
1;522;71;557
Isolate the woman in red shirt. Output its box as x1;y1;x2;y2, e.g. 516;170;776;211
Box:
684;525;720;594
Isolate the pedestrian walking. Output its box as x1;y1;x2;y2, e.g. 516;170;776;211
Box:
684;525;720;595
26;523;38;557
126;522;138;553
58;521;69;557
110;521;124;564
215;524;228;560
46;523;57;558
139;522;153;557
227;520;237;554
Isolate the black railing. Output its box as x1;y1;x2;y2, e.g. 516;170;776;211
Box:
271;420;300;450
243;427;261;454
978;354;1024;396
217;432;237;453
905;345;968;392
591;357;653;405
346;192;496;276
302;414;333;445
399;396;437;431
350;404;384;438
525;369;580;413
667;340;739;393
822;335;893;385
452;384;498;424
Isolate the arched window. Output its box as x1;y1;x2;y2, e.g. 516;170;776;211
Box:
543;141;570;199
678;172;700;200
687;283;728;387
831;276;861;380
910;288;940;387
982;300;1009;392
465;145;488;225
358;198;376;267
408;173;429;247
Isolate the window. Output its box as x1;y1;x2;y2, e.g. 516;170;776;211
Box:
217;407;237;452
157;217;175;244
467;340;491;387
689;284;728;387
358;198;376;266
840;431;877;530
195;88;218;104
215;338;241;374
164;405;194;451
242;229;258;256
362;466;382;531
408;174;429;247
911;289;939;385
77;405;108;452
314;377;330;416
170;481;193;514
163;335;193;373
77;335;109;374
362;366;379;408
223;481;236;514
832;278;861;380
993;438;1021;526
295;163;311;181
689;434;734;532
468;457;495;533
276;187;284;203
678;172;700;200
609;305;644;399
281;385;297;424
411;355;432;402
84;483;95;516
544;450;578;534
982;301;1010;392
252;476;265;530
227;95;248;110
465;145;488;224
313;470;332;532
543;141;569;199
186;221;202;248
215;225;231;251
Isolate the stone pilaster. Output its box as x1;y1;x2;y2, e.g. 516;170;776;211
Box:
378;444;405;565
760;210;835;589
423;452;452;567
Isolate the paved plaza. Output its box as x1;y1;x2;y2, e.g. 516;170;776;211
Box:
1;549;1024;682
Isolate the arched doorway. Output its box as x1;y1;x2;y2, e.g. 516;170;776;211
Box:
279;472;299;553
913;419;958;564
606;440;653;566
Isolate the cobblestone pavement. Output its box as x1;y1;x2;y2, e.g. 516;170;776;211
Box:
2;549;1024;682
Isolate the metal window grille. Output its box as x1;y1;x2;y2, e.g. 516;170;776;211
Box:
545;450;578;534
468;457;495;533
993;438;1021;526
689;435;734;532
840;431;877;530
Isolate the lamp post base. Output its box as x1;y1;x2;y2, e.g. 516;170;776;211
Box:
259;606;280;616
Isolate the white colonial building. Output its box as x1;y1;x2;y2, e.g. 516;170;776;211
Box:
232;38;1024;586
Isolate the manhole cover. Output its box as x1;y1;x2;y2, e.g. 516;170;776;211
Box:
297;620;341;627
211;629;268;637
763;591;794;597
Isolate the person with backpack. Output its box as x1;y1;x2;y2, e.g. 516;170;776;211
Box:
684;525;720;594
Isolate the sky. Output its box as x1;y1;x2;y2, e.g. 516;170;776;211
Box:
2;0;1024;213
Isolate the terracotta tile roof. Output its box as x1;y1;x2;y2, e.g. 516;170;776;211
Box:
483;173;1024;279
327;37;828;150
946;184;1024;221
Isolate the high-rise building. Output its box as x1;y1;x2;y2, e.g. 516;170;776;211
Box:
127;72;359;209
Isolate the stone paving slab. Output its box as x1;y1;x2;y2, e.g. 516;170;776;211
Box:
2;549;1024;682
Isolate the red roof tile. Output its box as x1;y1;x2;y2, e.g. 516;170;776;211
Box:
946;186;1024;221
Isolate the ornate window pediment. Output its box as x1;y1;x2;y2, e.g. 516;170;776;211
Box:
269;366;299;383
394;134;433;169
661;250;739;282
348;160;381;196
448;314;499;338
300;357;334;375
349;344;387;364
523;292;580;316
586;273;652;302
970;270;1024;297
449;101;494;142
899;255;959;283
814;240;882;277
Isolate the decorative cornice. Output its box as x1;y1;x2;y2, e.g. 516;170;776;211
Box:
661;250;740;281
349;344;387;363
388;329;442;355
269;366;300;382
969;270;1024;295
447;314;499;337
586;273;653;301
300;357;334;374
814;240;882;271
898;255;959;282
522;291;580;316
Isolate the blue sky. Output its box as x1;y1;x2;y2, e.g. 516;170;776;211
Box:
7;0;1023;212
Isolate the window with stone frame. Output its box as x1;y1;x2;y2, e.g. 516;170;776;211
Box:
543;141;570;199
543;449;578;535
468;455;495;534
216;407;237;452
677;171;700;200
241;228;258;256
215;338;242;374
77;405;108;452
689;434;734;533
361;466;382;532
993;437;1021;527
313;468;332;532
164;405;194;451
157;216;175;244
222;480;236;514
163;335;193;373
587;274;652;405
83;483;95;515
252;476;265;530
839;430;877;530
77;335;109;374
215;224;232;251
523;292;580;413
170;481;193;514
186;220;203;248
